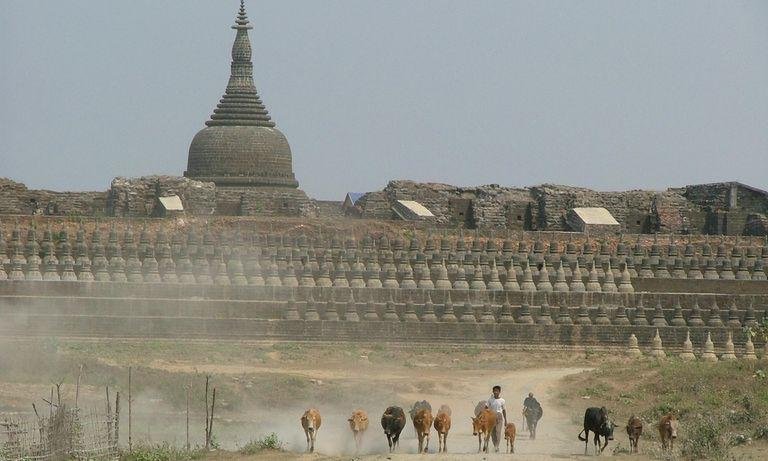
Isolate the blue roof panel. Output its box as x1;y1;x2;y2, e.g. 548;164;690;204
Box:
346;192;365;205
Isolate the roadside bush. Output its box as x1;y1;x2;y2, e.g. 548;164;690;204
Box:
753;425;768;440
680;414;729;461
120;443;205;461
239;433;284;454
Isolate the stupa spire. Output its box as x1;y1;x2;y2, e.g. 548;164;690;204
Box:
186;0;303;191
234;1;251;30
206;0;274;127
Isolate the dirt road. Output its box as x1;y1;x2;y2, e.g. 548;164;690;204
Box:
230;366;590;459
391;367;591;459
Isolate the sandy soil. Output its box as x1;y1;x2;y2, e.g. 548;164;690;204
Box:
14;340;758;459
245;366;596;459
142;357;601;458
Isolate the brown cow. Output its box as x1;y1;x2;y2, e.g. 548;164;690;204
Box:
626;415;643;454
433;405;452;453
474;400;489;416
412;406;434;453
658;413;678;450
300;408;321;453
504;423;516;453
471;408;497;453
348;409;369;453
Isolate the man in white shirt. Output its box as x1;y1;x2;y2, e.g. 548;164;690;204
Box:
487;385;507;452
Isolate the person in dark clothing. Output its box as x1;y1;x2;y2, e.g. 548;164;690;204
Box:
522;392;544;438
523;392;541;413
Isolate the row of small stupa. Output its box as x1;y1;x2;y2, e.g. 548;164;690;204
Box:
1;225;767;259
626;330;767;361
272;289;765;327
1;225;767;284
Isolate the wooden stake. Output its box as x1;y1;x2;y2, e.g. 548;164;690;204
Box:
185;384;190;451
75;364;84;409
106;386;113;447
208;387;216;450
204;375;210;450
128;367;132;452
114;392;120;450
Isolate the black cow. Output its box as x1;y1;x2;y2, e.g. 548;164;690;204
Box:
381;406;406;452
577;407;616;455
523;404;543;440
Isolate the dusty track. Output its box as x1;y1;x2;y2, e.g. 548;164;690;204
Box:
236;366;593;459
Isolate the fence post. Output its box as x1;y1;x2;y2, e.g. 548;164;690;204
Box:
75;364;83;409
185;384;190;451
114;392;120;453
106;386;112;449
128;367;132;453
208;388;216;450
204;375;210;450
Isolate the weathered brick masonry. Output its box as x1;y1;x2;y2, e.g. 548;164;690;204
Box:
357;180;768;235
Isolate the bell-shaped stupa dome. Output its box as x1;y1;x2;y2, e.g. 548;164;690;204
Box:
185;1;299;188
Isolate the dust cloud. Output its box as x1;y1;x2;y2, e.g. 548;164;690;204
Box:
0;296;593;458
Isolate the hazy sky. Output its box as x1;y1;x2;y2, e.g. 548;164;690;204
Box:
1;1;766;200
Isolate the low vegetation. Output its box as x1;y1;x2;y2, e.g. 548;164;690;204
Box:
120;443;206;461
238;433;284;454
558;356;768;460
7;338;767;459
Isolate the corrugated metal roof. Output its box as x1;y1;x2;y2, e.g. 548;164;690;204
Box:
158;195;184;211
572;207;618;225
396;200;435;217
346;192;365;205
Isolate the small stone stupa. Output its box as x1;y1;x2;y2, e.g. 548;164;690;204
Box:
680;330;696;361
626;333;642;357
701;332;718;362
650;329;667;358
721;331;737;360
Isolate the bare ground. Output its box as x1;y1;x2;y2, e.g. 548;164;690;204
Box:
1;339;766;459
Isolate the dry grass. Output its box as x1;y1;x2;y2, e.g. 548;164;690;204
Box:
7;338;768;459
557;356;768;459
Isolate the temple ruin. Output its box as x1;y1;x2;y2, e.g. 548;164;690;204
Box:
1;2;767;355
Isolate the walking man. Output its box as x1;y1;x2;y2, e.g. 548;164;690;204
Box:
522;392;543;439
487;385;507;452
523;392;541;414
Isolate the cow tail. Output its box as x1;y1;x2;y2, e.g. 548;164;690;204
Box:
577;429;587;442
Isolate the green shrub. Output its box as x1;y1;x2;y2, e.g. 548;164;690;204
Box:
120;443;205;461
680;414;729;461
753;425;768;440
239;433;284;454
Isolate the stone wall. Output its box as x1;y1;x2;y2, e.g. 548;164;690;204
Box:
359;181;534;228
472;187;532;228
0;178;106;216
355;180;767;235
314;201;344;220
529;185;699;233
679;182;768;235
107;176;216;217
357;191;395;220
218;186;315;217
381;181;457;225
1;281;766;353
2;176;766;236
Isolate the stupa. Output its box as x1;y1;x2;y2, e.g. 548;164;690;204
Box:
185;1;309;214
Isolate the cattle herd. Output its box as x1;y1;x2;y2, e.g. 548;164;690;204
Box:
300;403;679;455
579;407;679;455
